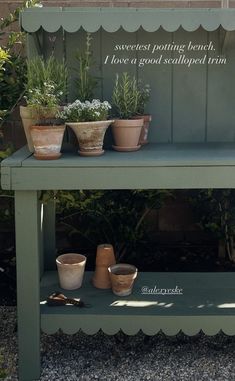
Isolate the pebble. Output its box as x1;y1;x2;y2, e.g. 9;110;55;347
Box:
1;306;235;380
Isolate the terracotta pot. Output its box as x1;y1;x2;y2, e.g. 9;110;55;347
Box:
67;120;114;157
92;244;116;289
108;263;138;296
20;106;38;152
111;119;143;152
30;124;65;160
131;114;152;145
56;253;87;290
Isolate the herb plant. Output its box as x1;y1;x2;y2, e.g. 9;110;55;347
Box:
75;33;98;102
60;99;111;122
26;55;68;101
112;73;151;118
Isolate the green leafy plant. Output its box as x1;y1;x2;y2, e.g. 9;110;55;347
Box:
189;189;235;261
26;55;68;101
25;56;68;125
26;81;62;125
60;99;111;122
43;189;172;261
112;72;151;119
75;33;98;102
0;0;42;129
136;83;151;115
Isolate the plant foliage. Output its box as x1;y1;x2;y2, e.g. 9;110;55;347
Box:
75;33;98;102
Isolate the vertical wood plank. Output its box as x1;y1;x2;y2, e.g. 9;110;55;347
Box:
15;191;42;381
42;29;64;62
43;201;56;271
65;29;102;102
137;28;173;143
207;29;235;142
101;29;138;105
172;27;207;142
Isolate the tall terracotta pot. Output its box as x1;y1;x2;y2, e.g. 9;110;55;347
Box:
20;105;38;152
131;114;152;145
92;244;116;289
67;120;114;156
111;119;143;152
30;124;65;160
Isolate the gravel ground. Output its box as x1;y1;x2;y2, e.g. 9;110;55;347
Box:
1;306;235;381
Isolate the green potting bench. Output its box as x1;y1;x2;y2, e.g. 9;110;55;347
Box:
2;7;235;381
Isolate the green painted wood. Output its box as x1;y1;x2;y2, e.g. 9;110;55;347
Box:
1;146;32;167
43;201;56;271
173;27;207;142
15;191;42;381
2;143;235;189
137;29;172;143
8;166;235;190
207;29;235;142
41;271;235;335
102;29;138;103
20;8;235;33
43;29;64;62
66;30;102;103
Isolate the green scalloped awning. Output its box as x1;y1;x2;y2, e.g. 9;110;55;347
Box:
20;7;235;33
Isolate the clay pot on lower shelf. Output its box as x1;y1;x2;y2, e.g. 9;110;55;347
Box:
108;263;138;296
56;253;87;290
67;120;114;157
131;114;152;145
111;119;143;152
20;106;38;152
30;124;66;160
92;244;116;289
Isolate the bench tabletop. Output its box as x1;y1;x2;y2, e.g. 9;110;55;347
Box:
2;143;235;190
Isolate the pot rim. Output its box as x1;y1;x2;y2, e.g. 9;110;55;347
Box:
66;120;114;126
56;253;87;265
108;263;138;275
112;118;144;127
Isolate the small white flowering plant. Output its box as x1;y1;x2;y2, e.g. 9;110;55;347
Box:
26;80;64;125
60;99;111;123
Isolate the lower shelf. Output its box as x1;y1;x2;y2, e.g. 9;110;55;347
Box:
40;271;235;336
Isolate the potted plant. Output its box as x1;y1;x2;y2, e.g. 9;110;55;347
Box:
28;80;66;160
131;83;151;145
111;72;144;152
20;55;68;152
60;99;113;157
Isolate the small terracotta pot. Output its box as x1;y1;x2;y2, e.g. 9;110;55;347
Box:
20;105;38;152
56;253;87;290
111;119;143;152
131;114;152;145
67;120;114;157
30;124;65;160
92;244;116;289
108;263;138;296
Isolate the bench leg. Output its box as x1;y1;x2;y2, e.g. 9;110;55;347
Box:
43;200;56;271
15;191;42;381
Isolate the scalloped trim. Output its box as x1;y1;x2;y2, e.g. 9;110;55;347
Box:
21;9;235;33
